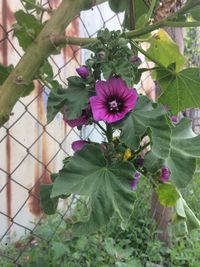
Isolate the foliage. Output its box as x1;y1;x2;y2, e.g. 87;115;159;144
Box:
1;178;200;267
41;26;200;235
0;0;200;242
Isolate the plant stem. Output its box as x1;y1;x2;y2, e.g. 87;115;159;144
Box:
106;123;113;142
52;21;200;48
129;0;136;30
146;0;156;21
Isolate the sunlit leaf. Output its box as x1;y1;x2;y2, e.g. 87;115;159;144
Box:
157;67;200;114
147;29;185;71
156;183;180;207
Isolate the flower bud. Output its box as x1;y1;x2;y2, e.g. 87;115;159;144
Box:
97;50;106;60
131;171;141;190
72;140;89;152
76;66;90;79
171;115;178;123
160;166;170;182
130;55;142;67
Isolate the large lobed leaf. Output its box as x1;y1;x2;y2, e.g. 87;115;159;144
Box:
147;29;185;71
14;10;43;51
157;67;200;114
51;144;136;235
115;96;171;159
145;118;200;188
47;76;88;123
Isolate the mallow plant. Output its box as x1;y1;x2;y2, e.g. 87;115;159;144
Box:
40;26;200;237
24;0;200;238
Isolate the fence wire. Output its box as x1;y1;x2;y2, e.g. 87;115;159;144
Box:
0;1;200;267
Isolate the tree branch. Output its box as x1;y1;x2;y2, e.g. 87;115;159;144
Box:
0;0;107;127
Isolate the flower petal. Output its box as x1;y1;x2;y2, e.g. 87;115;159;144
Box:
90;96;107;121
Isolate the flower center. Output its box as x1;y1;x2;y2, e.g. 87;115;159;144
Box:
109;100;119;110
106;96;124;114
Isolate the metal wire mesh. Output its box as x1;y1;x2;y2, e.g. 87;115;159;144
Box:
1;1;199;267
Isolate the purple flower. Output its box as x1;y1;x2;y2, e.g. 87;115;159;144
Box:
76;66;90;79
63;106;90;128
64;113;88;128
72;140;89;152
135;157;144;168
160;166;170;183
171;115;178;123
89;77;138;123
130;55;142;66
131;171;141;191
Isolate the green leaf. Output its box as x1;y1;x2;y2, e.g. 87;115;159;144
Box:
0;64;14;85
157;67;200;114
40;60;54;82
147;29;185;71
114;58;134;87
51;144;135;235
40;184;59;215
149;119;200;188
21;82;34;97
108;0;128;13
191;6;200;20
51;242;67;259
40;173;69;214
14;10;43;50
173;196;200;236
65;77;88;120
156;183;180;207
144;151;164;173
47;88;68;123
46;77;88;123
116;96;171;159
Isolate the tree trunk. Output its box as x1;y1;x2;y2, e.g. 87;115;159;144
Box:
151;27;184;244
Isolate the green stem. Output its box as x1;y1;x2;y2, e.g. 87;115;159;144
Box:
106;123;113;142
53;21;200;48
129;0;136;30
146;0;156;21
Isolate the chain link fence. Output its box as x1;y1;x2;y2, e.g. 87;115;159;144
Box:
0;1;200;266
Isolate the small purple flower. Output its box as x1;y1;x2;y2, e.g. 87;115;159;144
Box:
72;140;89;152
76;66;90;79
63;106;90;128
135;157;144;168
89;77;138;123
64;113;88;128
160;166;170;183
130;55;142;66
171;115;178;123
131;171;141;191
